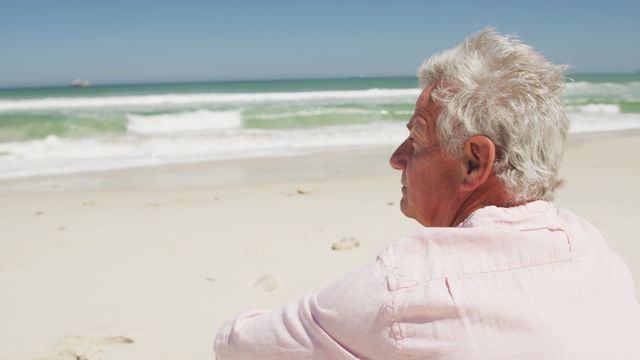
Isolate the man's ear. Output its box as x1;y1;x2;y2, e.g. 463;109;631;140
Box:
461;135;496;190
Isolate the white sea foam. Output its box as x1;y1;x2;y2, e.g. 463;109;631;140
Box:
566;81;640;101
126;110;242;134
2;109;640;180
0;88;421;112
568;112;640;133
251;108;383;120
0;122;408;179
568;104;621;114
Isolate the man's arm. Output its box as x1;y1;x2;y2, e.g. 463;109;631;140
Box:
214;258;394;360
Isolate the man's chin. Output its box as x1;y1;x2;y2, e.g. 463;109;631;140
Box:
399;199;411;218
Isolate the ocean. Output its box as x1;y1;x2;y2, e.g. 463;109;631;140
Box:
1;74;639;179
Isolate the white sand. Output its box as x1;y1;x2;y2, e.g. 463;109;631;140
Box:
0;133;638;360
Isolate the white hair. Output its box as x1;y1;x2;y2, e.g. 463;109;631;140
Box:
418;27;569;202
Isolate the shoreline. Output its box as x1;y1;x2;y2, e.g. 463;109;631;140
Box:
0;145;398;193
0;145;395;193
2;128;640;194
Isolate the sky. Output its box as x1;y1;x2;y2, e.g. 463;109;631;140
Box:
1;0;639;87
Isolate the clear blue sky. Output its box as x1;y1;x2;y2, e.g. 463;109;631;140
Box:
1;0;638;87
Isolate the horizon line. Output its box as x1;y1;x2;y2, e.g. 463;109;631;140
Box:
1;71;639;91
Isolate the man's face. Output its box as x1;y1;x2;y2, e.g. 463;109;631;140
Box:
389;83;463;227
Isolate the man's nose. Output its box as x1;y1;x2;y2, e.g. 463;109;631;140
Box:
389;138;410;170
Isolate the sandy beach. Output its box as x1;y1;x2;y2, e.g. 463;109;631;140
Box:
1;132;639;360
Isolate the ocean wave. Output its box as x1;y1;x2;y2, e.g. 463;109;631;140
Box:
2;109;640;179
566;81;640;101
0;122;407;179
0;88;421;112
126;110;242;134
569;112;640;133
567;104;620;114
251;108;385;120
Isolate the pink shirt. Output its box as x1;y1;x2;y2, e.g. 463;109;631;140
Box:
214;201;640;359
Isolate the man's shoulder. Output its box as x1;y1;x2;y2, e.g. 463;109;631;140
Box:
379;205;603;290
378;227;504;290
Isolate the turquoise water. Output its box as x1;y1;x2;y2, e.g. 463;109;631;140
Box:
0;77;418;141
0;75;639;179
1;74;639;141
568;73;640;83
0;77;419;99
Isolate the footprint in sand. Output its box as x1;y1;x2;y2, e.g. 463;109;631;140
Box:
284;186;317;197
45;335;133;360
253;275;278;292
143;199;185;208
332;236;360;251
296;187;313;195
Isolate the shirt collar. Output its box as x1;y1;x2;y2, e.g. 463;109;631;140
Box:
457;200;557;230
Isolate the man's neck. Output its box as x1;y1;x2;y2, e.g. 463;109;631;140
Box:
450;176;515;227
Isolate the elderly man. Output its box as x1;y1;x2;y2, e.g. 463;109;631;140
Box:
214;29;640;359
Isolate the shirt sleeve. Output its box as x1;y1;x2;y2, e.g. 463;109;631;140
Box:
214;257;394;360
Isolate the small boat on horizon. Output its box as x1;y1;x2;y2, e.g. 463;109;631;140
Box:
70;79;91;88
